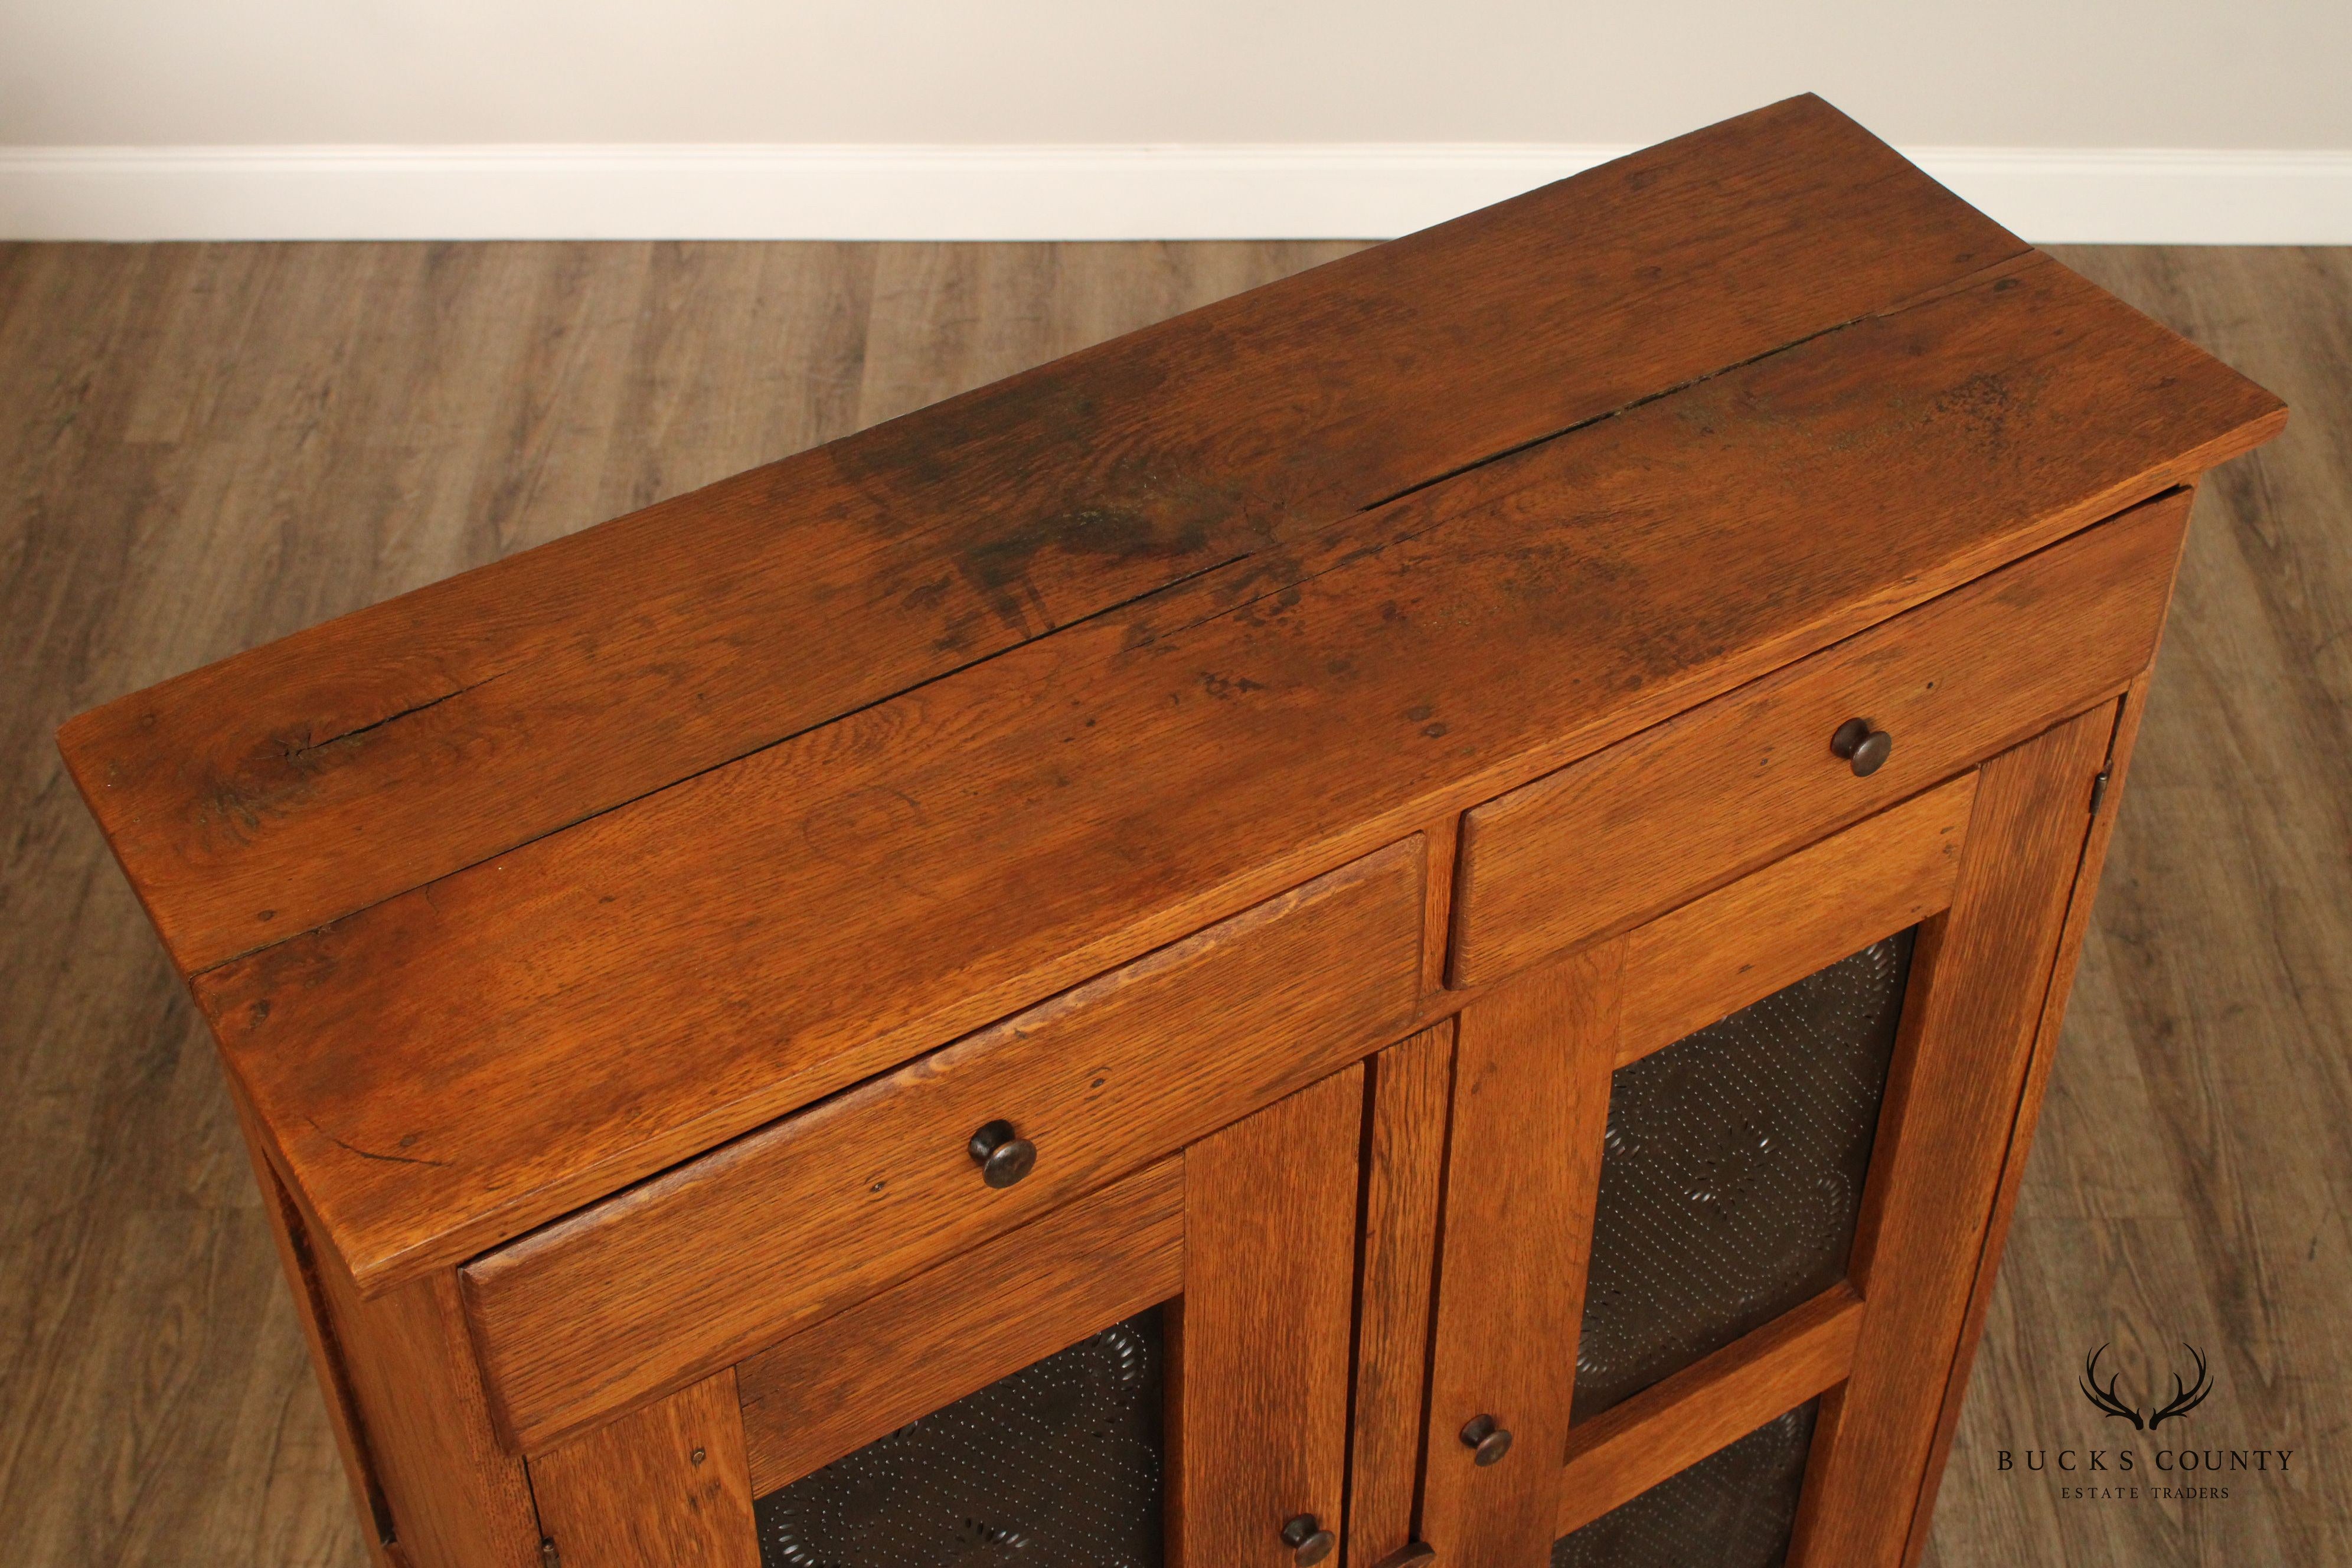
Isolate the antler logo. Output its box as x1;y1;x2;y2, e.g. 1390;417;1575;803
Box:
2079;1342;2213;1430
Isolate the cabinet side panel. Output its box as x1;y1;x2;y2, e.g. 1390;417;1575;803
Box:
1174;1064;1366;1568
231;1097;398;1564
1789;702;2116;1567
310;1260;543;1568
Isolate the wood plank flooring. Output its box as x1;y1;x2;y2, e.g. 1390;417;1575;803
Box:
0;239;2343;1567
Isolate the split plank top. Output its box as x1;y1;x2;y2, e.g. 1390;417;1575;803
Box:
57;96;2285;1294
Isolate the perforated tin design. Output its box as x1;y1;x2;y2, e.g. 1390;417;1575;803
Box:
1551;1401;1819;1568
1573;930;1914;1420
753;1306;1166;1568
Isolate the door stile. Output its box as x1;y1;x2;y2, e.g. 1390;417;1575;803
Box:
531;1369;761;1568
1787;701;2120;1568
1417;946;1623;1566
1172;1064;1368;1568
1345;1022;1458;1567
1896;675;2154;1565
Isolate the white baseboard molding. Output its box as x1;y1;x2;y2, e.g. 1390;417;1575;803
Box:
4;142;2350;244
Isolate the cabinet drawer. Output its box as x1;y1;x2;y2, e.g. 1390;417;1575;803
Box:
461;836;1425;1453
1449;489;2190;988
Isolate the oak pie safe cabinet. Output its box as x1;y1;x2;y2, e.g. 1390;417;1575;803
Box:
60;98;2284;1568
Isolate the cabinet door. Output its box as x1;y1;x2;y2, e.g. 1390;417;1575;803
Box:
1413;703;2122;1568
526;1063;1370;1568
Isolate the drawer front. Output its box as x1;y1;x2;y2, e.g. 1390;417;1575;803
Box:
1449;488;2190;988
462;836;1425;1452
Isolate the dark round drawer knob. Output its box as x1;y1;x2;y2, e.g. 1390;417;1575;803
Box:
1459;1413;1513;1466
966;1120;1035;1188
1280;1514;1336;1566
1831;717;1894;778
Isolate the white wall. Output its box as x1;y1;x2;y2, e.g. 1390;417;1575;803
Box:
4;0;2350;241
8;0;2351;148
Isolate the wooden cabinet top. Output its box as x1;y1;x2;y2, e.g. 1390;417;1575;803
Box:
60;96;2283;1294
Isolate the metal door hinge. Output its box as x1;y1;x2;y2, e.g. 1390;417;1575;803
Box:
2088;763;2113;818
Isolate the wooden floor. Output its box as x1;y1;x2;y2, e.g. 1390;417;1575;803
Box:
0;239;2343;1567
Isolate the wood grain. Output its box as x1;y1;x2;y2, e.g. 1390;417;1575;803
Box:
735;1155;1184;1494
1953;244;2349;1568
0;237;1341;1568
1452;489;2190;987
58;97;2026;981
1171;1066;1365;1568
530;1370;758;1568
308;1263;541;1568
0;236;925;1568
463;838;1420;1453
1417;949;1622;1568
1557;1283;1864;1538
231;1094;396;1562
1345;1023;1456;1567
1920;250;2352;1568
5;241;2336;1568
1899;677;2147;1566
194;250;2279;1297
1791;704;2116;1568
1417;816;1461;997
1618;772;1975;1061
